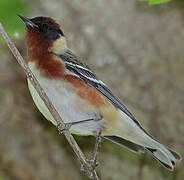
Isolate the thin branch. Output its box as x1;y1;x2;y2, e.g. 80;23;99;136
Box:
0;23;99;180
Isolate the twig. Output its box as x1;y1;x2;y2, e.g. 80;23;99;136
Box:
0;23;99;180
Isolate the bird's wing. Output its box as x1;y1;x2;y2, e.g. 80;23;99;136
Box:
58;49;141;127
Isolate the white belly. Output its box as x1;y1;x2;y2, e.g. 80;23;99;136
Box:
28;62;105;135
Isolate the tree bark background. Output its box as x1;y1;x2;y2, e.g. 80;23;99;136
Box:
0;0;184;179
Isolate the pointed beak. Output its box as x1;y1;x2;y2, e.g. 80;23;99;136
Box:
18;14;38;29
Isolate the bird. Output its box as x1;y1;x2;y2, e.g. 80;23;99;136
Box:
18;14;181;170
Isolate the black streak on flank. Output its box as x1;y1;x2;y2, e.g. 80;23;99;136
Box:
30;17;64;42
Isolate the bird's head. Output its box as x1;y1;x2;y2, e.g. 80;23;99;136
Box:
18;15;67;54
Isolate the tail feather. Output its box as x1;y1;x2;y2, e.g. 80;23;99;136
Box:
145;147;175;170
104;136;145;153
113;110;181;170
149;143;181;169
105;135;181;170
168;148;181;161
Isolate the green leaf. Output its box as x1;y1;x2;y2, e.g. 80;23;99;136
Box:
0;0;28;39
138;0;149;1
137;0;172;5
149;0;171;4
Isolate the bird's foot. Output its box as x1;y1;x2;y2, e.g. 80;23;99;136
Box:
57;122;72;134
80;158;99;176
87;157;100;169
57;114;103;134
81;130;102;173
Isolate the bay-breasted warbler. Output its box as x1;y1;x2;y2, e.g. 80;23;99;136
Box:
18;15;181;170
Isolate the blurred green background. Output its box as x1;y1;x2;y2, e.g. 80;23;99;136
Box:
0;0;183;179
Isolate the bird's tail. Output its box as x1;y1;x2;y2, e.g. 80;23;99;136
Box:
107;110;181;170
144;145;181;170
104;135;181;170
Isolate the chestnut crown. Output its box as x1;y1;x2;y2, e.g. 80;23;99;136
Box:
18;14;64;42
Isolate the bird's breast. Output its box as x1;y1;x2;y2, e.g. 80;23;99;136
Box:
28;61;119;135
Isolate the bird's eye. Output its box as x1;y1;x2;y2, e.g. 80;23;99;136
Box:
58;29;64;36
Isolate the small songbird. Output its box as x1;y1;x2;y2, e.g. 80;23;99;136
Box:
18;14;181;170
